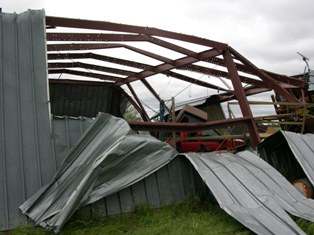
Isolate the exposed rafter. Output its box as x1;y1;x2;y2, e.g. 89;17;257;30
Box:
45;15;307;146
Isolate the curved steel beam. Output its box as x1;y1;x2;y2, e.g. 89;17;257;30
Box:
46;16;227;49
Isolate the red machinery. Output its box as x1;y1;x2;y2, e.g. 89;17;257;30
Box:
174;131;245;153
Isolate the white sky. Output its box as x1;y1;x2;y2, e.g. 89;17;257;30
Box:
2;0;314;117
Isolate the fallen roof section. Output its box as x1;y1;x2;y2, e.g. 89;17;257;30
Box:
20;114;314;234
184;151;314;235
258;130;314;186
19;113;178;232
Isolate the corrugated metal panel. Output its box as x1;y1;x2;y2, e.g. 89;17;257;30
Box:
74;156;192;219
50;116;196;222
185;151;314;235
20;113;178;232
49;116;194;222
0;10;54;231
258;131;314;185
51;116;94;169
49;79;127;118
22;111;314;234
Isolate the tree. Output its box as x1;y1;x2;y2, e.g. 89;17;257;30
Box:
123;105;143;121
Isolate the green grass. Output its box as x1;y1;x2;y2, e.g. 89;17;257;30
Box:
11;198;252;235
10;198;314;235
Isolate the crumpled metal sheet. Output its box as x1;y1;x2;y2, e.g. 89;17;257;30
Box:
279;131;314;186
184;151;314;235
19;113;178;232
20;117;314;234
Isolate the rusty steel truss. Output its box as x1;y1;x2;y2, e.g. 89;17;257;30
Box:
45;16;306;147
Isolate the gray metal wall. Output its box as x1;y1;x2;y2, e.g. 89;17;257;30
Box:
0;10;200;231
51;117;200;220
51;116;95;169
0;10;54;231
75;156;198;220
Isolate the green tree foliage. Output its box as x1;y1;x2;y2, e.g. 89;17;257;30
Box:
123;105;142;122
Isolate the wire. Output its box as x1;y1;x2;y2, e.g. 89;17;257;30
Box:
123;88;159;115
164;74;206;106
158;76;173;96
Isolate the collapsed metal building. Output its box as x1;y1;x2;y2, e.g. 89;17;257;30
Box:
1;9;314;234
44;9;313;141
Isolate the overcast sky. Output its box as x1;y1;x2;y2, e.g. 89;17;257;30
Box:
2;0;314;117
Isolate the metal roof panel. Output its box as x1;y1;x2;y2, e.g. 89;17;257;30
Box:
185;151;314;235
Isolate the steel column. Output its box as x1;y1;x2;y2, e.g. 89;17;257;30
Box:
223;49;260;146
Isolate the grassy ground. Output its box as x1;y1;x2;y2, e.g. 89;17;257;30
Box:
9;198;314;235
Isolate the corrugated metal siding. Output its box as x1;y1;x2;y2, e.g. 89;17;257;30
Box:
74;156;197;220
258;131;314;183
20;113;180;232
0;10;54;231
51;116;95;169
49;80;127;118
50;116;198;221
185;151;314;235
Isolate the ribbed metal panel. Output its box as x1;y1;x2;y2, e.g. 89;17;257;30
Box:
258;131;314;183
0;10;54;231
20;113;179;232
51;116;94;169
74;156;196;219
49;80;128;118
185;151;314;235
50;116;197;223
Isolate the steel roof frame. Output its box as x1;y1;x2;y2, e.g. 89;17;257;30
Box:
45;16;306;146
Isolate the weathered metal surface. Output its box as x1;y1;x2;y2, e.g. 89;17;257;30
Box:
20;113;178;232
259;131;314;187
51;116;94;168
0;10;54;231
49;79;127;118
20;113;314;234
184;151;314;235
51;116;192;221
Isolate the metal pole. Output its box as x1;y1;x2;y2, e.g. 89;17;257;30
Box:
159;100;165;141
171;97;176;148
223;49;260;147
